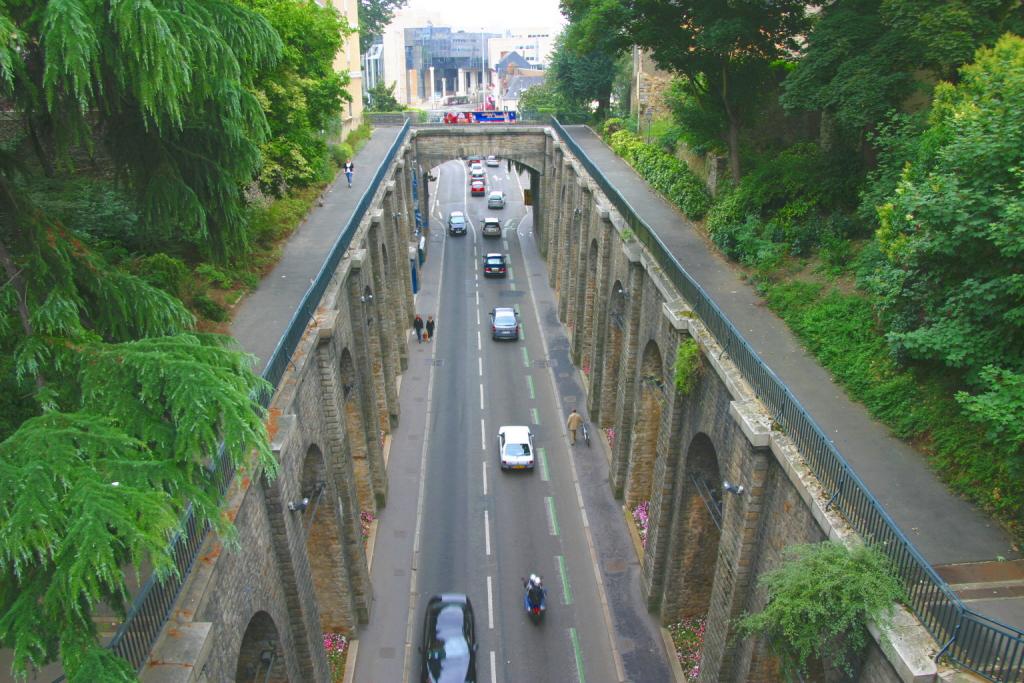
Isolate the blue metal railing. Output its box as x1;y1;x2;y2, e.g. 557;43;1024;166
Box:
550;118;1024;683
93;121;413;674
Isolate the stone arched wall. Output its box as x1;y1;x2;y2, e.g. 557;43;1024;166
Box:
339;347;375;515
580;238;599;380
625;340;665;509
598;282;627;430
298;445;355;634
235;611;289;683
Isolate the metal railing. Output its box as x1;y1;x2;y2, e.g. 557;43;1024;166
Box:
94;120;414;674
550;118;1024;682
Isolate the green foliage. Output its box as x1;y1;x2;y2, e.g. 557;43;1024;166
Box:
602;118;626;136
869;35;1024;423
664;76;727;156
244;0;351;196
329;142;354;168
192;294;228;322
133;253;190;298
366;80;401;112
518;81;591;122
673;339;701;395
957;367;1024;457
606;130;711;219
346;122;373;153
761;280;1023;532
738;543;904;676
4;0;284;262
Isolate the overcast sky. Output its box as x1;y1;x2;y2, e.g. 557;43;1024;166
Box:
394;0;566;34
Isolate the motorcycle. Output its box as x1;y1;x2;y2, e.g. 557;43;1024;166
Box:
523;576;547;624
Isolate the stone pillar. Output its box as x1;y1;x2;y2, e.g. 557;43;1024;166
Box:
369;214;400;429
382;189;409;373
545;144;564;289
568;182;592;363
428;66;435;105
609;258;645;498
557;162;578;323
348;260;388;509
457;68;465;95
587;208;614;421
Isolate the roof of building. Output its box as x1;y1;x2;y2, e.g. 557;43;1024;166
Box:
504;75;546;99
496;51;532;73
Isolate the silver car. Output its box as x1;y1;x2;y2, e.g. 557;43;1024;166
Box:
487;191;505;209
485;155;499;167
490;307;519;340
498;425;535;470
481;218;502;238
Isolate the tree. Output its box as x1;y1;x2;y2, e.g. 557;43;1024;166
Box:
516;80;590;121
548;29;619;118
358;0;408;53
781;0;1024;149
366;80;401;112
870;34;1024;458
243;0;352;195
0;2;280;678
562;0;811;181
1;0;282;262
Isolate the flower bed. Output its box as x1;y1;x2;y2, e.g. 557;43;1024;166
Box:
604;427;616;449
631;500;650;548
667;617;706;681
359;510;375;546
324;631;349;682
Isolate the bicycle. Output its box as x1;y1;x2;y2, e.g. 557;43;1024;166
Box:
581;421;590;447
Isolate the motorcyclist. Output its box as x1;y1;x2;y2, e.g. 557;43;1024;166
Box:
524;574;546;609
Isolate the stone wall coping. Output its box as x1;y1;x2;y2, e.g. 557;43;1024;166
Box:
729;400;771;448
349;248;367;268
620;238;642;263
370;209;383;224
385;181;395;194
316;309;339;340
139;621;213;683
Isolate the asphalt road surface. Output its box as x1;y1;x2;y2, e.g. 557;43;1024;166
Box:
352;157;630;683
416;159;619;683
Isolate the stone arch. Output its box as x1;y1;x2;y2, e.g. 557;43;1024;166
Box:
235;611;289;683
580;238;600;379
340;347;378;514
298;445;355;634
598;281;628;429
661;432;724;621
625;339;665;509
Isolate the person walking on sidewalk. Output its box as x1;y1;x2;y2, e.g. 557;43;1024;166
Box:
413;314;424;343
567;409;584;445
425;315;435;342
344;159;354;188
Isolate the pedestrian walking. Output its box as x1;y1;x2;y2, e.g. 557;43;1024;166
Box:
567;409;584;445
413;314;424;343
344;159;354;188
425;315;435;342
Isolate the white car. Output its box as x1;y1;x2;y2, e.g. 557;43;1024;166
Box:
485;155;499;167
498;426;535;470
470;163;484;175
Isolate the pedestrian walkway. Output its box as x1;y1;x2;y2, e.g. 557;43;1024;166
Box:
562;124;1023;629
231;126;405;370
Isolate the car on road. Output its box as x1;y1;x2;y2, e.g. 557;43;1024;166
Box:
481;217;502;238
487;191;505;209
466;155;483;166
470;180;486;196
419;593;477;683
498;425;535;470
482;252;507;277
485;155;499;167
447;211;467;235
490;307;519;340
470;168;485;182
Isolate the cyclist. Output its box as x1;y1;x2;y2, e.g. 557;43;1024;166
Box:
567;408;584;445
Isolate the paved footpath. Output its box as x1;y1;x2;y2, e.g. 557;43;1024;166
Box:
231;126;404;371
564;125;1024;629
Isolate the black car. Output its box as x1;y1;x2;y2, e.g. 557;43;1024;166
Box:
482;253;507;277
420;594;477;683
